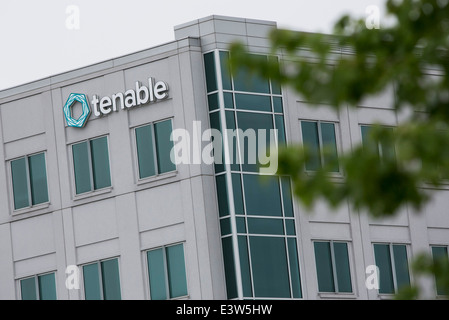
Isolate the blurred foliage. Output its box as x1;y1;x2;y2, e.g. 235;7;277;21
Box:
395;252;449;299
229;0;449;299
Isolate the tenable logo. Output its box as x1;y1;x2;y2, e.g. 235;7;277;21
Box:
63;93;91;128
63;77;169;128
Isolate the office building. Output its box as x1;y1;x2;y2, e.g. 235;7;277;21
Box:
0;15;447;300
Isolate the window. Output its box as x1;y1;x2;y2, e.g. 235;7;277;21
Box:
243;174;282;216
431;246;449;296
313;241;352;293
300;121;339;172
248;236;301;298
135;119;176;179
82;258;121;300
373;243;411;294
20;272;56;300
361;125;396;160
72;136;111;195
236;112;274;172
10;152;49;210
146;243;188;300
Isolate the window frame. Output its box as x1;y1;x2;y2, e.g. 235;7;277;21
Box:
132;118;177;185
18;271;57;300
69;135;113;197
430;244;449;297
299;120;341;174
360;124;397;161
8;151;50;213
373;242;412;296
80;257;122;300
313;240;354;295
144;242;189;300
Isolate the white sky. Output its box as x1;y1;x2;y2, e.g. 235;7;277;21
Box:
0;0;388;90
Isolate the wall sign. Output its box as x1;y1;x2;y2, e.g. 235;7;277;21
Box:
63;77;169;128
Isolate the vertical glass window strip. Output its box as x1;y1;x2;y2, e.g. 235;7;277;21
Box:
269;56;282;95
215;175;229;217
232;173;244;215
219;51;232;91
374;243;410;294
207;93;220;111
373;244;395;294
147;244;188;300
20;273;56;300
209;112;224;173
287;238;302;298
20;277;37;300
204;52;218;93
73;141;92;194
28;153;49;205
333;242;352;293
83;259;121;300
431;246;449;296
38;273;57;300
11;153;49;210
392;244;411;291
147;248;167;300
83;263;102;300
314;242;335;292
11;157;30;209
314;241;352;293
281;176;294;217
220;217;232;236
135;124;156;179
301;121;321;171
238;236;253;297
275;115;286;146
320;122;339;172
101;259;122;300
225;111;240;171
381;127;396;161
361;125;378;155
166;244;188;299
90;136;111;190
154;120;176;174
273;97;283;113
73;137;111;194
221;237;238;299
223;92;234;108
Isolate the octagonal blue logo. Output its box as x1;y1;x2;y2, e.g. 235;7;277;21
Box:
63;93;91;128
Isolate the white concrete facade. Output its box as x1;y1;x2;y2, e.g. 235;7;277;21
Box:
0;15;447;300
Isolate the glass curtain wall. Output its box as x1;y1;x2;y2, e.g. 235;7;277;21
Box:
204;50;302;299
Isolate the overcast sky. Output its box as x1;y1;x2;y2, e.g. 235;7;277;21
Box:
0;0;388;90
